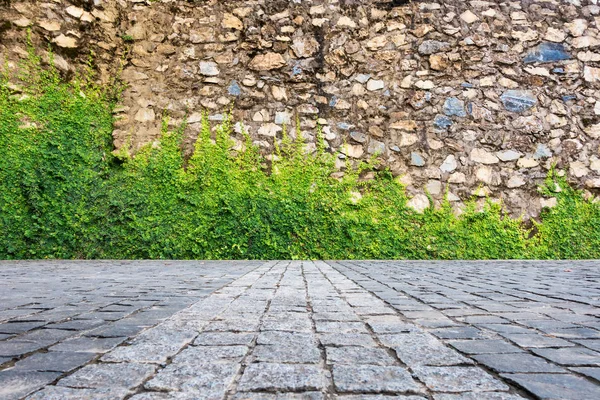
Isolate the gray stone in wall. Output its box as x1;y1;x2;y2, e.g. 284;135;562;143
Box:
418;40;450;55
523;42;571;64
443;98;467;118
500;91;538;113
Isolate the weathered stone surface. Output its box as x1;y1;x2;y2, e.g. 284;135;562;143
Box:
12;351;96;372
500;90;538;113
413;366;508;392
57;363;156;389
2;261;600;398
0;371;61;400
26;387;130;400
332;365;425;394
473;353;565;373
523;42;571;63
238;363;326;392
249;53;287;71
145;362;239;396
502;373;600;400
325;346;395;366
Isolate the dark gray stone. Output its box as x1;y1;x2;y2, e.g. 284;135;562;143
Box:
12;351;96;372
418;40;450;55
500;90;537;113
449;339;524;354
502;373;600;400
0;322;46;334
0;340;49;357
571;367;600;381
532;347;600;366
50;337;126;353
500;333;575;348
524;42;571;64
412;366;508;392
431;326;487;339
473;353;565;373
0;371;61;400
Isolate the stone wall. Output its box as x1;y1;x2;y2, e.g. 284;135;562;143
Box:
2;0;600;218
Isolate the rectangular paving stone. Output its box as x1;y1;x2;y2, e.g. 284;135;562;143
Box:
237;363;327;392
50;337;126;353
0;340;50;357
319;333;377;347
332;364;425;394
25;386;131;400
11;351;96;372
431;326;488;339
500;333;575;348
501;373;600;400
380;333;472;367
231;393;325;400
0;322;46;334
145;362;240;397
433;394;527;400
173;345;248;363
46;319;106;331
532;347;600;366
412;366;509;392
448;339;524;355
543;327;600;339
314;321;368;333
473;353;565;373
194;332;255;346
251;344;321;363
84;323;147;338
19;328;78;343
0;371;61;400
573;339;600;352
101;328;197;364
58;362;156;389
325;346;396;366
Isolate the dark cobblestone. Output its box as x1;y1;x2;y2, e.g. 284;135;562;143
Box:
0;260;599;399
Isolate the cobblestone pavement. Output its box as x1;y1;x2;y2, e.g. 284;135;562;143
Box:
0;261;599;400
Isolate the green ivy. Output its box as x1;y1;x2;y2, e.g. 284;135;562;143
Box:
2;46;600;260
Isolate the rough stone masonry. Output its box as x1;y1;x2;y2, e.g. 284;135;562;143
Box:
2;0;600;217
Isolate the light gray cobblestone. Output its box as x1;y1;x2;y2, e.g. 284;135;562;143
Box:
0;260;599;399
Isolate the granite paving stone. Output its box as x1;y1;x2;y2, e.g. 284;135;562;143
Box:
0;260;599;398
448;339;525;354
571;366;600;381
25;386;131;400
237;363;327;392
332;365;426;394
0;371;61;400
57;362;156;389
473;353;566;373
10;351;97;372
325;346;397;366
532;347;600;366
501;373;600;399
412;366;509;392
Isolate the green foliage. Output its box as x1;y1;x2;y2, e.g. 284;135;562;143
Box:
2;46;600;260
527;169;600;259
